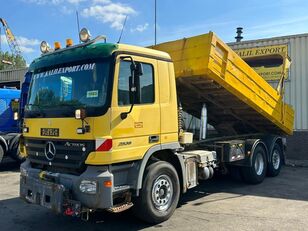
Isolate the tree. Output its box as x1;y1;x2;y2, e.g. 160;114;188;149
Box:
0;51;26;70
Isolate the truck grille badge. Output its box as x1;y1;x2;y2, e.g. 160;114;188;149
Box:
44;141;56;161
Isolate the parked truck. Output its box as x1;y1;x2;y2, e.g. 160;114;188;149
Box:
0;88;23;163
19;29;294;224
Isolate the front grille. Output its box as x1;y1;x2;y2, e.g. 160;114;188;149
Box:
25;138;95;174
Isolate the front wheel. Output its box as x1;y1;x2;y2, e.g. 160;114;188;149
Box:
241;145;267;184
133;161;180;224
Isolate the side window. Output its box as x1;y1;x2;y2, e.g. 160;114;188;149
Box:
118;60;154;105
0;99;7;115
118;61;131;105
139;63;154;104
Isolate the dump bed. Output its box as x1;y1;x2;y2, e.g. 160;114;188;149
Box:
152;32;294;136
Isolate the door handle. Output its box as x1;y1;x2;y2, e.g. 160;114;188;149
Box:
149;135;159;143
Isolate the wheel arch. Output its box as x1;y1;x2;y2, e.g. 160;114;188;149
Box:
261;135;285;164
249;139;269;165
136;142;186;194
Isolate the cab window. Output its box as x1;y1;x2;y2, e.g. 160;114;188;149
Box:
118;60;154;105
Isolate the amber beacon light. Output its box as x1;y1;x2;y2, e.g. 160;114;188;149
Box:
54;41;61;50
66;38;73;47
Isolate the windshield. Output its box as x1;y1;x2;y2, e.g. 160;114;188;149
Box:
25;60;111;118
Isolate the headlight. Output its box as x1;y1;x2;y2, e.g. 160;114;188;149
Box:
40;41;50;53
79;180;97;194
23;127;29;133
79;28;91;42
13;112;19;121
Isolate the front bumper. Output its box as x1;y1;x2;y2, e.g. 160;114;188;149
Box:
20;160;113;214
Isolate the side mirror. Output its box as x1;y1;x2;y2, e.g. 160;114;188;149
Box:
75;108;87;120
75;108;90;134
11;98;20;113
120;56;139;120
135;62;143;76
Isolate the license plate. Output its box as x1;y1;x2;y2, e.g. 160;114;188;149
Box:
41;128;59;137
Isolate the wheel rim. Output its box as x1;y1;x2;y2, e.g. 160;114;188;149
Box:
272;150;281;170
151;174;173;211
254;153;264;176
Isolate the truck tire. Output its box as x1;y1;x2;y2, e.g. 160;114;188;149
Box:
229;166;243;182
0;145;4;164
241;145;267;184
9;135;25;163
267;144;282;177
133;161;180;224
10;145;25;163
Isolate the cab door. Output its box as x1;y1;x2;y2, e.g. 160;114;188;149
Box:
110;55;160;163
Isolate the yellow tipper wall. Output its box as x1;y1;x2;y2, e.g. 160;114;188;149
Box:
151;34;212;79
229;34;308;131
208;33;294;135
152;32;294;135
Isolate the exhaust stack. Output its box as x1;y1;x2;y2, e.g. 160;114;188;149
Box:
199;104;207;140
235;27;243;42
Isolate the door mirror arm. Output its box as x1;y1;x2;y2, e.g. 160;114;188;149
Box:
120;56;137;120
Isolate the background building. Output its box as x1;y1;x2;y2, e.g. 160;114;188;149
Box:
0;67;27;89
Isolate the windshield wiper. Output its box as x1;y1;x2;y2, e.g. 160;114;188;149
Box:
26;103;46;118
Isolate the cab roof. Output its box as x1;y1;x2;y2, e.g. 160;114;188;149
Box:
29;42;171;71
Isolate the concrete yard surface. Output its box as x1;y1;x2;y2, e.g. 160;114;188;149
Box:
1;161;308;231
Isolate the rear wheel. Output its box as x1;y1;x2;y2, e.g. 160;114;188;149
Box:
9;136;25;163
0;145;4;164
10;145;25;163
133;161;180;224
241;145;267;184
267;144;282;177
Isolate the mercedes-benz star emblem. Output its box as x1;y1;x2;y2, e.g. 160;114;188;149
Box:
44;141;56;161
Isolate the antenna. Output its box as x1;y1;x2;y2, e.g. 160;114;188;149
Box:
0;27;2;55
76;10;81;43
117;15;127;44
154;0;157;45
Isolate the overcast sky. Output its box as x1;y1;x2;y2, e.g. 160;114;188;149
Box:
1;0;308;64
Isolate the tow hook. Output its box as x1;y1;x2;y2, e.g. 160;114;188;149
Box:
64;207;74;216
81;208;94;221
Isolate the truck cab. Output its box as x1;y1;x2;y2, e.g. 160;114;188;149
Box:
0;88;22;163
20;32;183;223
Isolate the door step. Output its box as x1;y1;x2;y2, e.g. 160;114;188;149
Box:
107;202;133;213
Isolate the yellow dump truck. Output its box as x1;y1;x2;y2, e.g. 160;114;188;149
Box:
19;29;294;224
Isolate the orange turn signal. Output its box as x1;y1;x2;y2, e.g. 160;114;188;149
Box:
104;180;112;188
66;38;73;47
54;41;61;50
